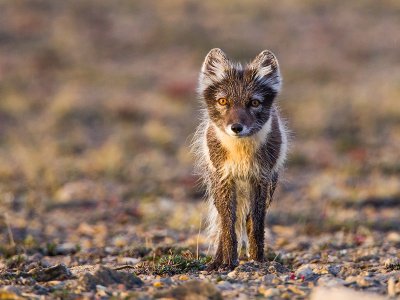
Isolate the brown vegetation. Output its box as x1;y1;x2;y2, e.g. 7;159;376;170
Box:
0;1;399;298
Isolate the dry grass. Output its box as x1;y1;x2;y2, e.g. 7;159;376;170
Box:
0;1;399;298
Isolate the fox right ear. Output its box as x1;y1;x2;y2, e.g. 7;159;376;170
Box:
199;48;230;93
249;50;282;93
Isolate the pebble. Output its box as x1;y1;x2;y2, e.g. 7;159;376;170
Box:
217;281;233;290
288;285;307;296
2;286;21;295
387;232;400;243
317;275;346;287
262;274;277;284
178;275;189;281
345;276;357;284
387;277;395;297
295;265;314;279
153;281;164;288
227;270;237;279
96;285;107;291
160;277;173;284
311;286;386;300
328;265;341;276
55;243;78;255
259;286;280;297
117;257;140;265
384;257;400;270
357;277;373;288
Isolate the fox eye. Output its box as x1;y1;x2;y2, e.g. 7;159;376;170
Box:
250;99;261;107
217;98;228;106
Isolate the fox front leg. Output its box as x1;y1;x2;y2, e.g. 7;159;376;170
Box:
246;174;278;261
207;176;238;271
247;179;268;261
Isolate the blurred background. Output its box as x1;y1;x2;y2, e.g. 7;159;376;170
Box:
0;0;399;252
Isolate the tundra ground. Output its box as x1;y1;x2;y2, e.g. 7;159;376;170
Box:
0;1;399;299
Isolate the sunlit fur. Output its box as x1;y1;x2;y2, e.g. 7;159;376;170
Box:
192;48;289;262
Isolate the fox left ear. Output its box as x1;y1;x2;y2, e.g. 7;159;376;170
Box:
248;50;282;93
198;48;231;94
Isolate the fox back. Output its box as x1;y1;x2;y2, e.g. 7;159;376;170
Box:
193;48;288;270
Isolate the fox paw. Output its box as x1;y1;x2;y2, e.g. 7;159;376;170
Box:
206;260;222;272
219;262;238;271
206;261;238;272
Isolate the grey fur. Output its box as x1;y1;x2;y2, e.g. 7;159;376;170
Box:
192;48;288;271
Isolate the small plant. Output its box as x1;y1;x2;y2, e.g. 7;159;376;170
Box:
46;242;58;256
135;247;211;275
385;258;400;271
6;254;27;269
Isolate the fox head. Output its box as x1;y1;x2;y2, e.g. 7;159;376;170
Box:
198;48;282;137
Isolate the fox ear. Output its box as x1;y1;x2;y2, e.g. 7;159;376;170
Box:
199;48;231;93
249;50;281;93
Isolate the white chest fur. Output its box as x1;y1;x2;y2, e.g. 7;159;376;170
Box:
213;118;272;179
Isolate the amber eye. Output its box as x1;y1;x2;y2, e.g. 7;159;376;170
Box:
251;99;261;107
217;98;228;106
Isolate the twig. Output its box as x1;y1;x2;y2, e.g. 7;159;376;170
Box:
273;252;279;262
113;265;137;271
196;213;202;260
4;213;15;247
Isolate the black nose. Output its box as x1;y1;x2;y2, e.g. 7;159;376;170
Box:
231;123;243;134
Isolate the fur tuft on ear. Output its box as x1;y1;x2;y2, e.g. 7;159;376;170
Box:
198;48;231;94
248;50;282;93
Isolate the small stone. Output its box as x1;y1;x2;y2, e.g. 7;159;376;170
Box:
80;266;143;291
384;257;400;270
96;285;108;297
328;265;341;276
387;232;400;243
0;289;21;300
313;266;329;275
272;277;281;284
317;275;346;287
46;280;64;287
387;277;396;297
345;276;357;284
55;243;79;255
96;285;107;291
262;274;277;284
178;275;189;281
117;257;140;265
288;285;306;296
153;281;164;288
259;287;280;297
112;236;128;248
155;281;222;299
217;281;233;290
2;286;21;296
295;265;314;279
357;277;373;288
28;264;72;282
227;270;237;279
160;277;173;284
310;286;386;300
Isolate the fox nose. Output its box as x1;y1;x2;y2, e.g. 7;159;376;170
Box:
231;123;243;134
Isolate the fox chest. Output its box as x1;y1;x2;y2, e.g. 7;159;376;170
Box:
206;125;266;179
222;147;260;178
220;140;261;179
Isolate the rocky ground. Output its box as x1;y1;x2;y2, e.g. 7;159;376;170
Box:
0;1;400;299
1;186;400;299
1;232;400;299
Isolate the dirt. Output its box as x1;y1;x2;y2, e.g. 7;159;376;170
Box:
0;1;399;299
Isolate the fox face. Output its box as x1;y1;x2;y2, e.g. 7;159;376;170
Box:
199;49;282;137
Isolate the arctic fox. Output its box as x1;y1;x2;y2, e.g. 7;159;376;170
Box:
193;48;288;271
